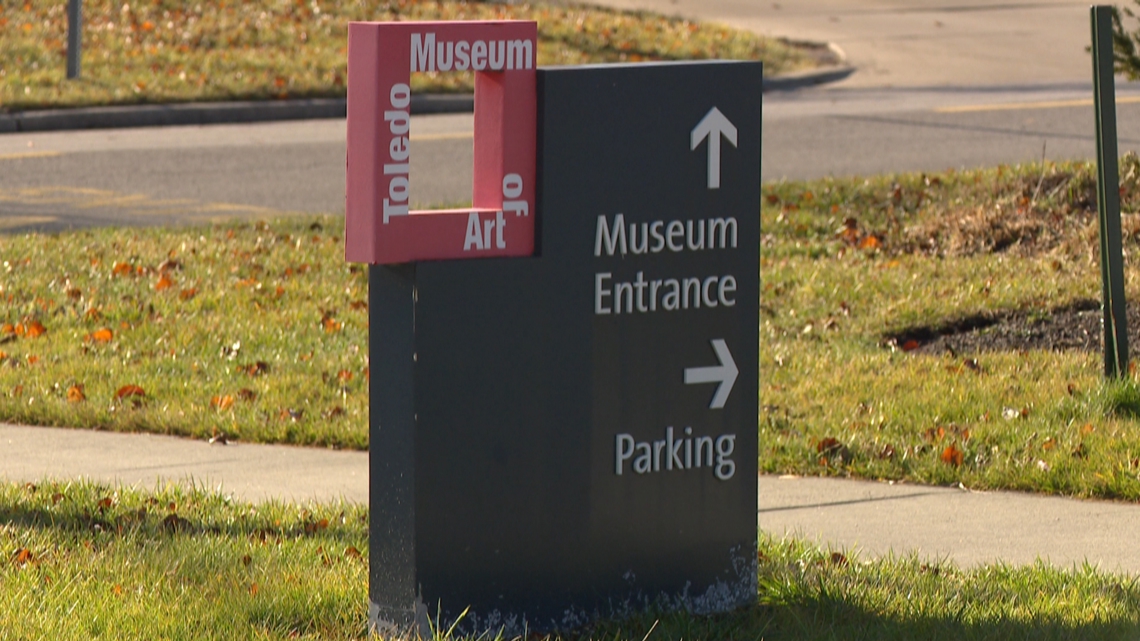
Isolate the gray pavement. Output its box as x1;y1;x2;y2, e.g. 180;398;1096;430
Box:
5;422;1140;573
585;0;1095;89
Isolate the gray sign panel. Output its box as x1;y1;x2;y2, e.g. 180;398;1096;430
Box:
369;61;761;634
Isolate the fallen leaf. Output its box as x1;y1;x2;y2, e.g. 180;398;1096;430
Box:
66;287;82;300
87;328;113;343
344;546;362;560
67;385;86;403
112;262;132;276
155;274;175;291
26;355;39;365
238;361;270;377
349;300;367;311
242;554;252;567
115;384;146;400
0;323;13;335
237;388;257;401
858;234;881;250
179;288;198;301
12;548;33;566
97;497;113;510
816;437;843;454
112;584;123;596
210;395;234;411
901;339;920;352
323;406;345;419
249;582;259;596
1081;423;1095;435
336;369;353;382
24;320;45;338
829;552;847;566
1042;437;1056;451
940;444;963;466
878;444;896;459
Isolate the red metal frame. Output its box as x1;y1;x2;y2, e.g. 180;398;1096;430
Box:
345;21;537;264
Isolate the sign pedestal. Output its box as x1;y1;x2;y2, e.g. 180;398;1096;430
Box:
365;61;761;635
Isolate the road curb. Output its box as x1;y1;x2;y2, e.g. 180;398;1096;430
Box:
762;65;856;92
0;93;472;133
0;63;852;134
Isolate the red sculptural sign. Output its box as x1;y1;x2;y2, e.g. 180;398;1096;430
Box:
345;20;537;264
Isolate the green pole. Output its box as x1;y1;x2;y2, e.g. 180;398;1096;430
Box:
1092;5;1129;378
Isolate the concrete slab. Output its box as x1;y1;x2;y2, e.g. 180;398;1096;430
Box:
760;475;1140;573
0;423;367;504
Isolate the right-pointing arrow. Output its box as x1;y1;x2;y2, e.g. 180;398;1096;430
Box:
690;107;738;190
684;338;738;409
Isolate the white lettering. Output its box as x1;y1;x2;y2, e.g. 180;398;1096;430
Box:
488;40;505;70
471;40;487;70
495;211;506;249
389;83;410;109
411;33;435;72
613;427;736;480
595;273;612;314
595;214;627;257
507;39;533;70
718;276;737;307
464;212;484;251
455;41;470;70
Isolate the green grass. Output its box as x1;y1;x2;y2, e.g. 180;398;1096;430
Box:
0;216;369;449
761;155;1140;501
1;0;816;112
3;479;1140;640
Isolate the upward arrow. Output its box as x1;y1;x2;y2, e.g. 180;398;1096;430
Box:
690;107;738;190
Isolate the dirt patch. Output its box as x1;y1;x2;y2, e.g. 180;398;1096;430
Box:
884;299;1140;355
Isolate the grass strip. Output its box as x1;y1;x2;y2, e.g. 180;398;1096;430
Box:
761;155;1140;501
1;0;819;112
0;215;369;449
2;480;1139;640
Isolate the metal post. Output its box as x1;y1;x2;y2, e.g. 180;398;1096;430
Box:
66;0;82;79
367;264;424;636
1092;6;1129;378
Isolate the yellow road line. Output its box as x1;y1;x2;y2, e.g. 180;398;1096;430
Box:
410;131;473;142
936;95;1140;114
0;150;62;161
0;215;58;229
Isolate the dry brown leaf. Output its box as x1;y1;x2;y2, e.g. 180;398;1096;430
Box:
940;444;964;466
115;384;146;400
155;274;175;291
179;288;198;301
67;385;86;403
24;320;45;338
210;395;234;411
88;328;113;343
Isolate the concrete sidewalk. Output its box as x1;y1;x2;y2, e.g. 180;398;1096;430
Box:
4;422;1140;573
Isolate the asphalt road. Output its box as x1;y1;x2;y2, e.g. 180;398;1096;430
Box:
0;115;473;232
4;83;1140;231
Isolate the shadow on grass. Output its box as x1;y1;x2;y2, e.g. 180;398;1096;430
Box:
572;598;1140;641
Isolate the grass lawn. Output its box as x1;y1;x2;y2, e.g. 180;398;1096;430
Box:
0;0;820;112
761;155;1140;501
8;157;1140;505
3;480;1139;640
0;216;369;449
